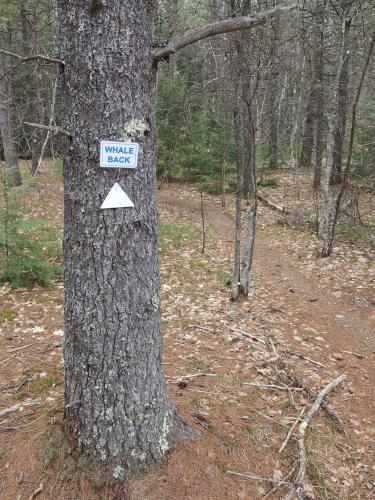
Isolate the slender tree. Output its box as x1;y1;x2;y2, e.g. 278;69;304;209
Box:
330;0;353;184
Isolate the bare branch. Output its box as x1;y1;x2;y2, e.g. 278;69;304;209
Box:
34;77;59;175
24;121;71;138
0;404;21;419
0;49;63;66
154;3;298;61
286;375;346;499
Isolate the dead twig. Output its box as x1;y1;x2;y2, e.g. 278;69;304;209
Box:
263;465;297;498
281;346;326;368
165;373;217;380
278;409;305;454
342;350;365;359
286;374;346;500
24;121;71;137
243;382;302;391
8;343;35;353
227;470;292;485
227;326;267;344
29;483;43;500
0;353;17;365
0;404;21;419
252;410;289;429
0;49;63;66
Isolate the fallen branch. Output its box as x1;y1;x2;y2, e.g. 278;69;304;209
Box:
0;404;21;419
281;346;326;368
286;375;346;500
165;373;217;380
263;465;297;498
342;350;365;359
8;343;35;353
227;470;292;485
29;482;44;500
279;409;305;454
228;326;325;367
248;362;290;389
253;410;289;429
257;194;290;214
0;353;17;365
227;326;267;344
244;382;301;391
278;361;346;434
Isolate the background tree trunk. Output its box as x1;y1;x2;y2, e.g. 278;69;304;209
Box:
0;68;22;187
268;14;280;169
331;0;352;184
313;0;326;191
299;80;315;168
58;0;191;477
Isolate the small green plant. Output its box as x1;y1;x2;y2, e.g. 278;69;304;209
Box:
210;270;232;286
336;224;369;245
201;180;222;195
244;424;260;436
0;183;63;288
159;222;200;253
15;368;63;400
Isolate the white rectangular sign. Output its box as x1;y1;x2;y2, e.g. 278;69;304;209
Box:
100;141;139;168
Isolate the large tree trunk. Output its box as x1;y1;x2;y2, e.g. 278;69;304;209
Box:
330;0;352;184
0;72;22;187
58;0;191;477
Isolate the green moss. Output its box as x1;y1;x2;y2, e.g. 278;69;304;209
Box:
159;222;201;253
216;461;229;474
0;308;16;323
16;368;63;400
244;424;260;436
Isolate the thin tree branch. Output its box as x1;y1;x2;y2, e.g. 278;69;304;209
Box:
24;121;71;138
34;77;59;175
155;3;299;61
0;49;63;66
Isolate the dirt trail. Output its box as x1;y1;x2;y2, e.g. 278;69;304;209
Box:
159;187;375;403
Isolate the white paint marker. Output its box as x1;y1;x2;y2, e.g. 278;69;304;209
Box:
101;182;134;209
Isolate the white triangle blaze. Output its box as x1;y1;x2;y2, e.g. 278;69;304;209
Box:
101;182;134;209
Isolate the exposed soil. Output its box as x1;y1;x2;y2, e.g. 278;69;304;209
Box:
0;171;374;499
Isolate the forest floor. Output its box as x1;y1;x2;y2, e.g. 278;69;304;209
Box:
0;164;374;499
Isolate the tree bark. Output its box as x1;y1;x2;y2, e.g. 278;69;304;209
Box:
298;80;315;168
313;0;326;191
0;66;22;187
268;14;280;169
58;0;192;478
231;90;243;301
331;0;352;184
